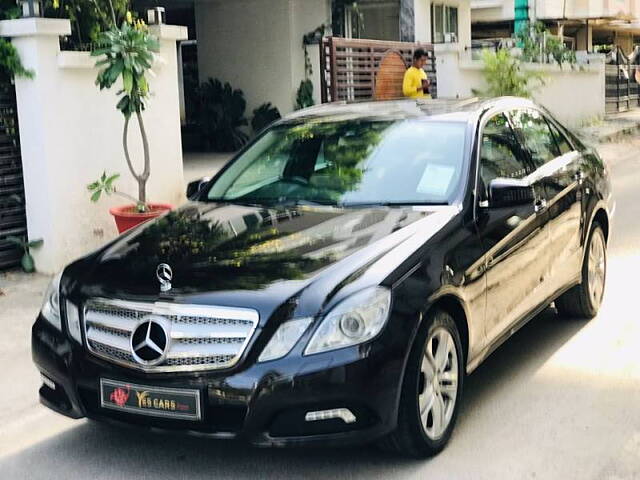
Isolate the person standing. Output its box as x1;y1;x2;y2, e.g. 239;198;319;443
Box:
402;49;431;99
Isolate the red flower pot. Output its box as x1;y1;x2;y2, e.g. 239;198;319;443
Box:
109;203;173;234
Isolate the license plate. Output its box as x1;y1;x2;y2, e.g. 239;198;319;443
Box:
100;378;201;421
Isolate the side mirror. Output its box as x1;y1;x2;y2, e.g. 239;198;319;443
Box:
186;177;211;199
488;178;534;208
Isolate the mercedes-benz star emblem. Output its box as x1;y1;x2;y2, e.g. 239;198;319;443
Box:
130;317;170;366
156;263;173;292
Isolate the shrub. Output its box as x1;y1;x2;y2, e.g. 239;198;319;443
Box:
197;78;249;152
475;49;545;98
0;0;33;80
295;79;314;110
252;102;281;133
515;21;576;67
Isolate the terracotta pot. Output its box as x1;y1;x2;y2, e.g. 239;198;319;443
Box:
109;203;173;234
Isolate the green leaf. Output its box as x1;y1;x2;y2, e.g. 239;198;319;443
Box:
21;253;35;273
6;235;24;248
122;70;133;93
91;190;102;202
27;239;43;249
106;173;120;186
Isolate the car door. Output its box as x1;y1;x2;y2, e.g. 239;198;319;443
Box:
508;109;583;297
475;112;551;348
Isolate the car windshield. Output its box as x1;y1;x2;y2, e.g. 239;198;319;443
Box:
206;119;467;207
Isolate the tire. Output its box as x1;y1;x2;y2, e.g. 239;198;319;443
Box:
379;309;464;458
556;223;607;319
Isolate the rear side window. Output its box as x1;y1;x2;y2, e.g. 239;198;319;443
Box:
508;109;560;168
480;113;530;181
547;121;574;155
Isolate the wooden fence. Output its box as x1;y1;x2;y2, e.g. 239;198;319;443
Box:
320;37;436;103
0;82;27;270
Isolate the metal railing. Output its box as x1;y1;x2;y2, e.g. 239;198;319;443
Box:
605;46;640;114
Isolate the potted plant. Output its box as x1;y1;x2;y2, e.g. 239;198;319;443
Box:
88;16;172;233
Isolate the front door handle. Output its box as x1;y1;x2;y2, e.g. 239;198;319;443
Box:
534;198;547;213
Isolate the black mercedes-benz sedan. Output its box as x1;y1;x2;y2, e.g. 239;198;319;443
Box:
32;97;613;457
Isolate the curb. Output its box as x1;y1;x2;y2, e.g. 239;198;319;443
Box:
578;121;640;145
597;123;640;143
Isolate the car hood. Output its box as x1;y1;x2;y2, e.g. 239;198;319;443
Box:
69;202;458;323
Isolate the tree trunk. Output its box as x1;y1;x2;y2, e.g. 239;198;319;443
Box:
136;111;151;206
121;112;151;207
138;179;146;204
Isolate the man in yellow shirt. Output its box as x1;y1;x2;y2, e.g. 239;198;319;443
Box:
403;49;431;99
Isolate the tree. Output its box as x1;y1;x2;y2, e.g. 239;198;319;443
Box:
90;17;159;209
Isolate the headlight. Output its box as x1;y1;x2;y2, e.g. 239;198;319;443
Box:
258;317;313;362
304;287;391;355
41;272;63;330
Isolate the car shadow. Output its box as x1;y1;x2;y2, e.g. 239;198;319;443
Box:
458;306;588;422
0;308;589;479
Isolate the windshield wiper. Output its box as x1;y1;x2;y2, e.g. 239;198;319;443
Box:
205;197;336;208
337;201;449;208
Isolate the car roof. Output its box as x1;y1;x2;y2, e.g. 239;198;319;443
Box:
281;96;539;125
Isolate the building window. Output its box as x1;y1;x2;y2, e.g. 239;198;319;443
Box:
344;1;400;41
431;4;458;43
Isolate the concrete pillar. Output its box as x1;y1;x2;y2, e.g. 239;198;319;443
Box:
0;18;187;273
576;23;593;52
414;0;431;42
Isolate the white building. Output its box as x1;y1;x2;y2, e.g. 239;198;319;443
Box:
471;0;640;53
152;0;472;118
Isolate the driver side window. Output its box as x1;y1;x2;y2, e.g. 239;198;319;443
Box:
479;113;530;200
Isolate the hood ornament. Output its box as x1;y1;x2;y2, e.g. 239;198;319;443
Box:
156;263;173;292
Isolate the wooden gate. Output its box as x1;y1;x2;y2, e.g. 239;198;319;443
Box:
320;37;436;103
0;81;27;270
605;46;640;114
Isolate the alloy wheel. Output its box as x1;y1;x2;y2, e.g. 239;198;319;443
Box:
587;229;606;309
418;327;459;441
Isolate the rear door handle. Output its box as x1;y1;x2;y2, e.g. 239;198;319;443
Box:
534;198;547;213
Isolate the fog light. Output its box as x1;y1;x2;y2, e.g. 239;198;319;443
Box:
41;374;55;391
305;408;356;424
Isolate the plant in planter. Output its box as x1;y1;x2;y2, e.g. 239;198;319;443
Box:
88;18;171;233
6;236;43;273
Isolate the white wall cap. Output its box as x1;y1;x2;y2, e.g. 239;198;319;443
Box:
149;24;188;42
0;18;71;38
57;51;95;69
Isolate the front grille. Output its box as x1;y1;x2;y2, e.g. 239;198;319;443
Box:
83;298;259;373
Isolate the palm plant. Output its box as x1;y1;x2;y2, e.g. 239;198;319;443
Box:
197;78;249;152
251;102;281;133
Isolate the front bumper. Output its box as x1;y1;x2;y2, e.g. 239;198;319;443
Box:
32;315;404;447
